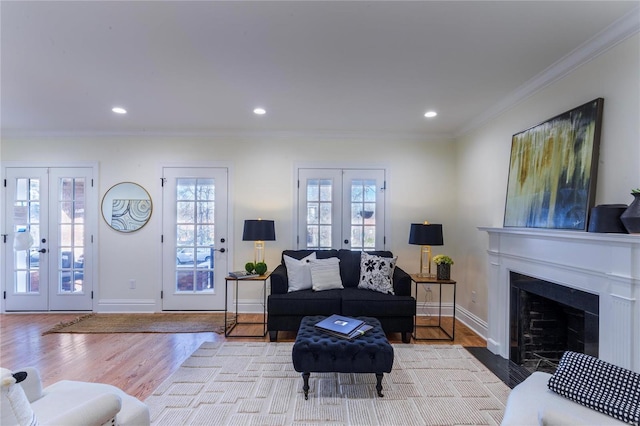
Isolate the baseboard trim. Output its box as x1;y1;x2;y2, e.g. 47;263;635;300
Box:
96;299;157;312
453;305;488;341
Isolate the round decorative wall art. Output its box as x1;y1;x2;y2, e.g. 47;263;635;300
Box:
101;182;152;233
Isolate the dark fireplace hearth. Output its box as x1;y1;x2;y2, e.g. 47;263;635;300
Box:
510;272;599;373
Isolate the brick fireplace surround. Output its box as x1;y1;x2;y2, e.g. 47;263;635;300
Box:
480;228;639;372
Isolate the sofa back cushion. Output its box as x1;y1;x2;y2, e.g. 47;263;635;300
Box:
338;249;394;288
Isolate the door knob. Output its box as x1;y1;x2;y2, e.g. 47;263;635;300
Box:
38;248;47;253
344;239;349;244
219;248;225;253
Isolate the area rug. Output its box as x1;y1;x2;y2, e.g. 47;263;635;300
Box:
42;313;233;335
145;342;511;425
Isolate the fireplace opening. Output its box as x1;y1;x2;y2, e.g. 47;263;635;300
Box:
510;272;599;374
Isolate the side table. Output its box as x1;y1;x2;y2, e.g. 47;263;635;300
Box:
224;272;270;337
410;274;456;341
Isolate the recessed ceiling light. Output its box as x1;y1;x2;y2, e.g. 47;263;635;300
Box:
253;107;266;115
112;107;127;114
424;111;437;118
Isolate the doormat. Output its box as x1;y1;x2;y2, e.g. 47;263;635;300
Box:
42;313;234;335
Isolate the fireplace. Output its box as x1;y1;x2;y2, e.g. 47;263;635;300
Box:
509;272;599;373
480;227;639;373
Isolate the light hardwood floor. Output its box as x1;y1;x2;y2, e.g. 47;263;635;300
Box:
0;313;485;400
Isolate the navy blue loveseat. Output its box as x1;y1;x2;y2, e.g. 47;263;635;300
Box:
267;249;415;343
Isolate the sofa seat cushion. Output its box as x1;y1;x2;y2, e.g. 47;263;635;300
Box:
341;288;415;317
268;289;342;316
37;380;150;426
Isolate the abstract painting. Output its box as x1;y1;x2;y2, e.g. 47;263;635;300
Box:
504;98;603;230
111;199;152;232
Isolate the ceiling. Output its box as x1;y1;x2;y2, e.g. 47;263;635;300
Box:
1;1;638;138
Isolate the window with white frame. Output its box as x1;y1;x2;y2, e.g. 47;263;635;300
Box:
297;168;386;250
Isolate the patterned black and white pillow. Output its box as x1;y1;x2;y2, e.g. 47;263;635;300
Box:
357;251;396;294
547;351;640;425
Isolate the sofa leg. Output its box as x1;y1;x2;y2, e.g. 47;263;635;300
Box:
269;330;278;342
402;332;411;343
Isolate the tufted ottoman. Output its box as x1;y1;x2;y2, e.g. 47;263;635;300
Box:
292;315;394;400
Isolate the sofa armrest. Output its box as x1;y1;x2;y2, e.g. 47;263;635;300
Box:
393;267;411;296
17;367;43;403
270;264;288;294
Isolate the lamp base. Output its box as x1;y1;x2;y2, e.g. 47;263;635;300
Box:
416;273;436;279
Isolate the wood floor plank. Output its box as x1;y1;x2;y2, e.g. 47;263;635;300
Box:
0;313;485;400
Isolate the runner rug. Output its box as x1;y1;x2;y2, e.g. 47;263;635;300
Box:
145;341;510;425
42;313;232;335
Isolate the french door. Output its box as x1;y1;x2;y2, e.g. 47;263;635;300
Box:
161;167;228;310
4;167;95;311
297;168;386;250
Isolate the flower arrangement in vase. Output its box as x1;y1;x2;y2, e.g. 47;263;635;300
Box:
432;255;454;280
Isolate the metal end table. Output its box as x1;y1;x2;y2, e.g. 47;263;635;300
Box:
410;274;456;341
224;272;270;337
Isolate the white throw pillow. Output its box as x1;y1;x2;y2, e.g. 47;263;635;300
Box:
358;251;396;294
309;257;343;291
284;252;316;292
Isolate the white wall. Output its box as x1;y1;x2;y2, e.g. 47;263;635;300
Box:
2;34;637;319
1;133;457;311
453;34;640;336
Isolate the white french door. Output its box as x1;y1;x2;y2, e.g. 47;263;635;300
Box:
4;167;95;311
161;167;228;310
297;168;386;250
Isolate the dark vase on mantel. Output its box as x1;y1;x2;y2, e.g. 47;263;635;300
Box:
620;192;640;234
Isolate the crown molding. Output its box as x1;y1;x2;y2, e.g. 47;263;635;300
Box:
1;128;453;143
456;6;640;138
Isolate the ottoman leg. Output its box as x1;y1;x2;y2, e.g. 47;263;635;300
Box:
302;372;310;400
375;373;384;397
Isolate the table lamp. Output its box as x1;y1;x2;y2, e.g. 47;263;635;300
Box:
242;219;276;265
408;222;443;277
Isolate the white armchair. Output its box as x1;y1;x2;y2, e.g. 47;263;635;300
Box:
1;367;150;426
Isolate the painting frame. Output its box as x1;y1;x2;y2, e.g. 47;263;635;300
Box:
504;98;604;230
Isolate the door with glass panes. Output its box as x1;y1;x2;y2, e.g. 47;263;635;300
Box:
4;167;94;311
297;168;386;250
161;167;228;310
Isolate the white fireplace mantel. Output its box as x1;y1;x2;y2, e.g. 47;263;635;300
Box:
479;227;639;372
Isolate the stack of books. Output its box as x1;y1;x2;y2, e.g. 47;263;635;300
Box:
314;314;373;340
228;271;259;279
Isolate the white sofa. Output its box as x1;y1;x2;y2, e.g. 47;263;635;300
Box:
1;367;150;426
502;371;628;425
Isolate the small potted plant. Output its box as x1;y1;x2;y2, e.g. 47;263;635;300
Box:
432;255;454;280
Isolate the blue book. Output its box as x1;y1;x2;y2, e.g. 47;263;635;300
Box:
314;314;364;337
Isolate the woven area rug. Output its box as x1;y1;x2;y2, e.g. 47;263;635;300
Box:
145;341;510;425
42;313;232;335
